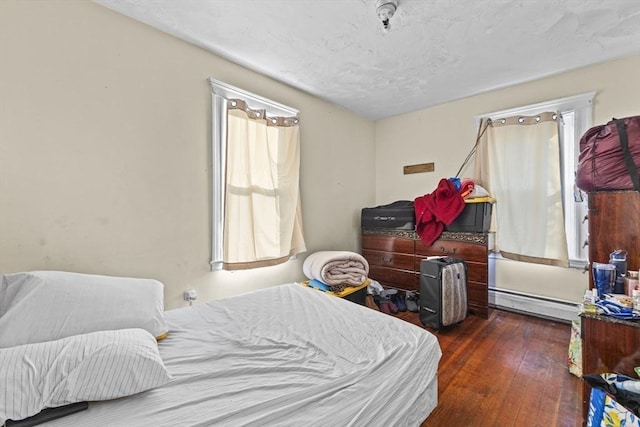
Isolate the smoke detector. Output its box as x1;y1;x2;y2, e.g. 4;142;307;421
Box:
376;0;398;31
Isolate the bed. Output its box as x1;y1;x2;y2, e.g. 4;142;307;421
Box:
0;271;441;426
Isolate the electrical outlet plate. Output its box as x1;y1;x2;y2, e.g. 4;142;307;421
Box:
183;289;198;301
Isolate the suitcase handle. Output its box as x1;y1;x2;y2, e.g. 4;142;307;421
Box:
373;216;395;221
439;246;457;255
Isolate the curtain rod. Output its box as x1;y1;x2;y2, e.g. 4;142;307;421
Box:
207;77;299;117
489;111;561;126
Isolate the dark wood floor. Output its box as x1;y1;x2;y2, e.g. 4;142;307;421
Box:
393;308;583;427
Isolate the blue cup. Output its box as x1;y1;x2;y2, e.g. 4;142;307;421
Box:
593;262;616;298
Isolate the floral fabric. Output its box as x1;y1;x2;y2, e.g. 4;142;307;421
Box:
588;387;640;427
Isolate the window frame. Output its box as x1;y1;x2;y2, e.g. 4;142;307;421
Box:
477;91;596;268
208;78;299;271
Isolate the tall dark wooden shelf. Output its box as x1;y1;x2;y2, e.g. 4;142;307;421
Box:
581;190;640;423
587;190;640;287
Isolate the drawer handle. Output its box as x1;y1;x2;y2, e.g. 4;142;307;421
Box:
382;256;393;263
439;246;457;255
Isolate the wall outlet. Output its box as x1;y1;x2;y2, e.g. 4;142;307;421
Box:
183;289;198;301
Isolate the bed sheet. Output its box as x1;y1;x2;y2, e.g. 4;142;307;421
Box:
44;283;441;426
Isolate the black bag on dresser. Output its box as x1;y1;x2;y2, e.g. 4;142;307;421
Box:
361;200;415;231
419;257;468;330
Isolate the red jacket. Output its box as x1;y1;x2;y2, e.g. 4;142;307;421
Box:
414;179;465;246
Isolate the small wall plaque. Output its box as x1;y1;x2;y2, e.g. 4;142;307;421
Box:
403;162;435;175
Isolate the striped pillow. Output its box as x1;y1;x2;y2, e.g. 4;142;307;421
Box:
0;328;173;425
0;271;169;348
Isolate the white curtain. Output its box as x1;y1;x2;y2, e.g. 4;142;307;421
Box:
476;112;569;267
223;100;306;270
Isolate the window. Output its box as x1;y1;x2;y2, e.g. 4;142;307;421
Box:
476;92;595;267
209;78;306;271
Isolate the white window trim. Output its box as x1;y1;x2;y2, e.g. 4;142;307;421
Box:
208;78;299;271
476;91;596;269
479;92;596;118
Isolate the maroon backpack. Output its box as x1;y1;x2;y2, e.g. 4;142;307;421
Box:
576;116;640;192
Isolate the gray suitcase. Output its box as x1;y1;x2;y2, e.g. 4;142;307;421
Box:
419;257;468;329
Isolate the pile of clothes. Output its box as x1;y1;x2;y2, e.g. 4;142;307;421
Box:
302;251;421;316
414;177;491;246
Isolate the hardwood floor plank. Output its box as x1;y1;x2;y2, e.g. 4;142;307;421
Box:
556;360;584;426
513;371;560;426
392;308;583;426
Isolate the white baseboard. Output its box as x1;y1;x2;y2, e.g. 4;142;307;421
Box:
489;288;580;323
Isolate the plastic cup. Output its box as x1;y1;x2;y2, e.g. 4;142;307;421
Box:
592;262;616;297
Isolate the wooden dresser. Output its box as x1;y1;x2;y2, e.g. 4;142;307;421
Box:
362;229;489;318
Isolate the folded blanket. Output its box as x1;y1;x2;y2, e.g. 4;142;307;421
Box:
303;251;369;287
459;178;475;199
466;183;490;199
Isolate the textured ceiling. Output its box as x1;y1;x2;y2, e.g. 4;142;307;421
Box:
96;0;640;120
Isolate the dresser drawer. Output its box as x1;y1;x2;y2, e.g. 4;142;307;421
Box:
363;249;414;271
467;261;488;283
362;235;415;253
468;302;489;318
468;281;488;306
415;238;487;262
368;265;417;291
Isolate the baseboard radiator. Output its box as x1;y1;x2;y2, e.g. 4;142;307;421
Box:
488;287;580;323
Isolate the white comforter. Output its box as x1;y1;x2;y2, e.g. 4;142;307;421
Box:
46;283;441;426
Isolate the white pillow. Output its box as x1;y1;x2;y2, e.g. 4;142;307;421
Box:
0;271;169;348
0;328;173;425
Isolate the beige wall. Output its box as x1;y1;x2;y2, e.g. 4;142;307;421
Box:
375;55;640;303
2;1;637;309
0;1;375;309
